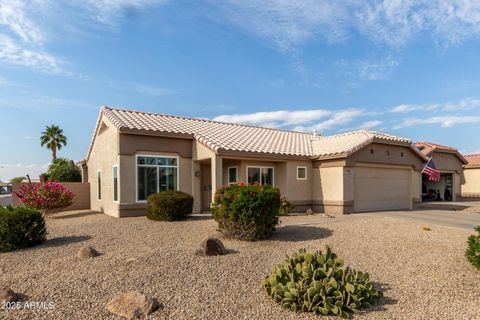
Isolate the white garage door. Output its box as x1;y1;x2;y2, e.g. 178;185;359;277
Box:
354;167;410;212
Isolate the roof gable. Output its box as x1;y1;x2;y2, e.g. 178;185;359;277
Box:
414;141;467;164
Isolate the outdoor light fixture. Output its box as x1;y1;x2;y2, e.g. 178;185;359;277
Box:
195;170;201;177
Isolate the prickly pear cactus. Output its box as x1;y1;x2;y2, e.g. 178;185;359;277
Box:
262;246;383;319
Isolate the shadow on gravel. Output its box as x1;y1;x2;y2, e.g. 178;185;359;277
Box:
42;235;92;248
52;211;99;219
270;225;333;242
188;215;214;221
365;282;398;314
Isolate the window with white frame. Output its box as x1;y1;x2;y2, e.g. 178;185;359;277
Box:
97;170;102;200
297;166;307;180
137;156;178;201
113;165;119;202
247;166;274;185
228;167;238;185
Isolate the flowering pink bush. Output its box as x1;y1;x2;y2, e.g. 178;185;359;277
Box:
15;179;75;215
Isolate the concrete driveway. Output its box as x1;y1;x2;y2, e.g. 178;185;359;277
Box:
360;201;480;231
0;194;12;207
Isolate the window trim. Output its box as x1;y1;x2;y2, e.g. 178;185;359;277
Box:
97;170;102;201
135;154;180;203
246;166;275;186
112;165;119;203
227;166;238;185
296;166;307;180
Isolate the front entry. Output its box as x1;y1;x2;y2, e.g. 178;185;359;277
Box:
200;164;212;212
422;173;453;201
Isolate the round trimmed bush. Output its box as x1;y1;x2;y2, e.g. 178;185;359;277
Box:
147;191;194;221
211;184;281;241
466;225;480;269
263;246;383;319
0;206;47;252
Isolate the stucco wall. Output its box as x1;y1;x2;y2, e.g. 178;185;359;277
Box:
12;182;90;211
430;152;464;173
87;117;119;217
462;168;480;197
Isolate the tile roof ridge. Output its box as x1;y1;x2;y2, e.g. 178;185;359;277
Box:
464;153;480;157
318;129;372;140
102;105;315;135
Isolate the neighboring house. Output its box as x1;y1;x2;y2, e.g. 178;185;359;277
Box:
414;142;467;202
462;154;480;198
82;106;427;218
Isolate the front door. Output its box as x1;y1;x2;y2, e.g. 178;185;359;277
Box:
201;164;212;212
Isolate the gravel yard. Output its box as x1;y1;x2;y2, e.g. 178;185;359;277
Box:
1;211;479;320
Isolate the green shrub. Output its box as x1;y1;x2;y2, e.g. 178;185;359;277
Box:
211;184;281;241
263;246;383;319
279;196;295;216
47;158;82;182
466;226;480;269
147;191;193;221
0;206;47;252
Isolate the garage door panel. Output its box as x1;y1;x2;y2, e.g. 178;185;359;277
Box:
354;167;410;212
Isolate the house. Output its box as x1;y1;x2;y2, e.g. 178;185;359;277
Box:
462;154;480;198
413;142;467;201
82;106;428;217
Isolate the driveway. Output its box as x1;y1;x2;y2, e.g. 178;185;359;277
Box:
0;194;12;207
359;201;480;231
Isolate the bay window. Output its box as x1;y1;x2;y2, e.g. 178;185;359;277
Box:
137;156;178;201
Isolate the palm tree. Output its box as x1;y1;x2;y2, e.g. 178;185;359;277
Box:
40;125;67;161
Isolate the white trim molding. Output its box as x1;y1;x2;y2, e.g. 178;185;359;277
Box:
227;166;238;185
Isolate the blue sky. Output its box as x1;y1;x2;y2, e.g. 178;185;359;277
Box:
2;0;480;180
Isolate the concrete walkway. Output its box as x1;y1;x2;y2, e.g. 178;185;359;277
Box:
0;194;12;207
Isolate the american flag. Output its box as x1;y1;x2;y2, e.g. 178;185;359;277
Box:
422;157;441;181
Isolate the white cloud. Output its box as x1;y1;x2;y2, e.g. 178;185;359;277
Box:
393;115;480;130
0;163;49;181
391;98;480;113
212;109;332;126
294;109;365;131
358;120;382;129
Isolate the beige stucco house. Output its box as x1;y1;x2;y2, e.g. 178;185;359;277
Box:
413;142;467;201
82;106;428;218
462;154;480;198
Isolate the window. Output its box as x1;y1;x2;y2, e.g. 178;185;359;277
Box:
228;167;238;185
97;170;101;200
386;150;390;156
247;166;274;185
297;166;307;180
370;149;374;154
113;165;118;202
137;155;178;201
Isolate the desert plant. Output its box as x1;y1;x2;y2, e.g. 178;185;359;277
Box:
0;206;47;252
279;196;295;216
263;246;383;319
40;124;67;161
14;178;75;216
47;158;82;182
211;184;281;241
147;191;194;221
466;226;480;269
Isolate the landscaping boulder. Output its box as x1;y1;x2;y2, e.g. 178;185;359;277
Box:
306;208;313;215
200;237;226;256
106;291;159;319
0;287;18;303
77;246;99;259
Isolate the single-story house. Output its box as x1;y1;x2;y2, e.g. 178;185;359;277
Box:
413;142;467;201
462;154;480;198
82;106;428;217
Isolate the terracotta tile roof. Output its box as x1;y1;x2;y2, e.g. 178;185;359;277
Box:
464;154;480;167
85;106;427;162
311;130;424;159
414;141;468;164
101;106;316;157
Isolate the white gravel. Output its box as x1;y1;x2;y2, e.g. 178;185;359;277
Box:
0;211;479;319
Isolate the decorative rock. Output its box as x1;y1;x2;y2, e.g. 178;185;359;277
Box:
77;246;99;259
200;237;226;256
0;287;18;303
106;291;159;319
306;208;313;215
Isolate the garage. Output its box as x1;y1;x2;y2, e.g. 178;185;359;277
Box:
354;166;410;212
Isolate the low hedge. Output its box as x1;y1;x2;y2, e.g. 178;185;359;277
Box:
0;206;47;252
211;184;281;241
147;191;194;221
466;226;480;269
